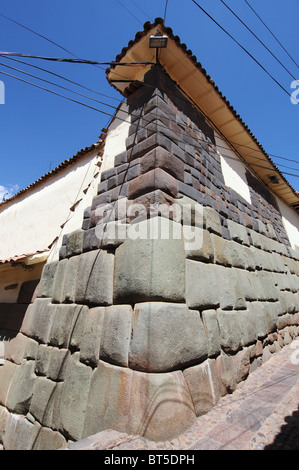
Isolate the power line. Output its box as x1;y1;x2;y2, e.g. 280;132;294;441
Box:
1;57;298;174
190;0;294;99
2;55;123;103
115;0;144;26
0;12;79;59
164;0;169;23
2;68;298;182
220;0;297;80
244;0;299;70
0;61;122;112
0;51;155;66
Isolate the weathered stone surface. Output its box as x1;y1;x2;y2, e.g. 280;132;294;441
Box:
48;304;83;349
128;168;178;199
139;146;185;181
247;301;268;338
60;352;92;441
211;234;232;266
114;218;185;304
35;344;52;376
214;265;246;310
74;250;114;306
37;261;59;299
29;376;57;425
5;360;36;414
47;348;69;382
2;413;41;450
80;307;105;367
0;360;18;407
183;359;220;416
233;347;251;383
217;309;242;353
203;206;222;235
100;305;132;367
65;229;84;258
68;305;89;352
83;360;133;439
32;426;67;450
51;259;69;303
239;309;258;346
20;298;52;341
202;310;221;357
128;369;196;441
227;219;249;246
216;351;237;396
129;302;208;372
186;260;219;310
5;333;29;365
183;227;214;262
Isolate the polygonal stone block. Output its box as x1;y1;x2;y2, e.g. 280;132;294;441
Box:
129;302;208;372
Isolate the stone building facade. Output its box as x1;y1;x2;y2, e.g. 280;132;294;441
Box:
0;19;298;450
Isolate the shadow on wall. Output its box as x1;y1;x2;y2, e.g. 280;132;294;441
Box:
0;279;39;365
264;407;299;450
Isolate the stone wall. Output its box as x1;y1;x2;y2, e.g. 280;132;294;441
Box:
0;65;298;450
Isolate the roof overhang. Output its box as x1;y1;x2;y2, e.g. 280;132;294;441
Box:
106;18;299;211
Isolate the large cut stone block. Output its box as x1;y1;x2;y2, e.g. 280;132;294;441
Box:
217;309;242;354
100;305;132;367
186;260;219;310
128;168;178;199
128;369;196;441
80;307;105;367
48;304;84;349
129;302;208;372
29;376;57;425
214;265;246;310
114;218;185;304
60;352;92;441
2;413;41;451
74;250;114;306
139;146;184;181
20;298;52;342
83;360;133;439
183;358;220;416
5;360;36;415
37;261;59;298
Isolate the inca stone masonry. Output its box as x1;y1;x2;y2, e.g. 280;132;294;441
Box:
0;23;298;450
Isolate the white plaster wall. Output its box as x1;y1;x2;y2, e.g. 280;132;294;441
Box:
215;133;252;205
0;103;131;264
276;198;299;250
0;149;100;262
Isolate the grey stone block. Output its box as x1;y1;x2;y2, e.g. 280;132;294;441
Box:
202;310;221;357
2;413;41;450
29;376;57;425
37;262;59;299
20;299;53;343
51;259;69;303
60;352;92;441
183;358;220;416
48;304;83;349
83;360;133;439
100;305;132;367
203;206;222;235
6;360;36;415
80;307;105;367
129;302;208;372
65;230;84;258
114;218;185;304
186;260;219;310
74;249;114;306
214;265;246;311
128;369;196;441
217;309;242;353
47;348;70;382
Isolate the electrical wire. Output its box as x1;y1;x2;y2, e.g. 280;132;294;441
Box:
115;0;144;26
1;55;298;174
0;51;155;66
1;68;298;182
0;60;123;111
0;12;79;59
190;0;294;99
164;0;169;23
220;0;297;80
244;0;299;70
1;55;124;103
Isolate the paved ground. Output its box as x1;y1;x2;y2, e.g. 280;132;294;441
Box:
67;340;299;451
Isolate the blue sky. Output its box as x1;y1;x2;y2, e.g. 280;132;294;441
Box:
0;0;298;200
